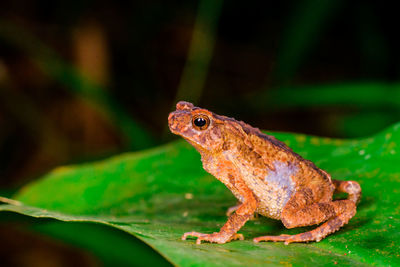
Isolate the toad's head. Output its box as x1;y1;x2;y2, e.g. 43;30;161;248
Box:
168;101;231;154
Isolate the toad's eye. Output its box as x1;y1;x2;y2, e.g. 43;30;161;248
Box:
192;115;210;130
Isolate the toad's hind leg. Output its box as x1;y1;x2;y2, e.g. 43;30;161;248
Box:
254;181;361;244
254;200;356;244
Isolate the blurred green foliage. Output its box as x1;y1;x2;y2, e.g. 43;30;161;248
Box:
0;20;156;150
274;0;343;84
1;0;400;265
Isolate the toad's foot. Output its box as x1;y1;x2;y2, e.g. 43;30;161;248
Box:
253;234;305;245
182;231;244;244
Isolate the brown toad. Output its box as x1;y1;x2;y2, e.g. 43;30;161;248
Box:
168;101;361;244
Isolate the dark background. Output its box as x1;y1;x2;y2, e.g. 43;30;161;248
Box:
0;0;399;266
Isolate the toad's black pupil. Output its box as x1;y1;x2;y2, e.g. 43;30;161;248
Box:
194;117;206;127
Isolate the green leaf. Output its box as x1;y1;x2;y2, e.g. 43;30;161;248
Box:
1;122;400;266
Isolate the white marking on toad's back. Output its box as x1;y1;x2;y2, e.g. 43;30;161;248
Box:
264;161;297;205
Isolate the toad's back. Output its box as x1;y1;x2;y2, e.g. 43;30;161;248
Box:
212;116;335;219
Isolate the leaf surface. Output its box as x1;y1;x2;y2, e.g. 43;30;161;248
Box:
1;124;400;266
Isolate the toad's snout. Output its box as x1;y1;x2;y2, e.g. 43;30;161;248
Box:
168;110;192;136
168;111;180;134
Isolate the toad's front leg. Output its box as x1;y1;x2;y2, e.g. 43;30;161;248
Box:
182;179;257;244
